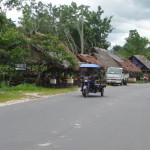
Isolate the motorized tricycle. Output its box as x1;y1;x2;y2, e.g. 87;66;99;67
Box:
79;64;106;98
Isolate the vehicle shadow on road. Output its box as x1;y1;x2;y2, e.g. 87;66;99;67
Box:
77;94;107;98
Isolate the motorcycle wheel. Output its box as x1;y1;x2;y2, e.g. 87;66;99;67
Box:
83;89;89;97
101;88;104;97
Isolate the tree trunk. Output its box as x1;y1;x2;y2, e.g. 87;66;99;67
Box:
80;8;84;54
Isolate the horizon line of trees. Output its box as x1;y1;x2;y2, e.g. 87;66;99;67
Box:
112;30;150;60
1;0;114;54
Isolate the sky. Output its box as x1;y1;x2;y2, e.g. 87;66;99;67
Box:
6;0;150;48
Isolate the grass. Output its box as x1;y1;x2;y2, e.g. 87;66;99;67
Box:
135;80;150;84
0;92;26;103
0;83;79;103
0;83;44;92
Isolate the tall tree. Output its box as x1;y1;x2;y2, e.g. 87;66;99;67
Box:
57;2;83;54
18;1;113;54
85;6;113;50
0;13;29;83
112;45;122;53
2;0;31;10
0;12;78;84
57;3;113;53
118;30;150;58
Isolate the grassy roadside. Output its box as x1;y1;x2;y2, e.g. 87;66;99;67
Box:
0;84;79;103
135;80;150;84
1;81;149;103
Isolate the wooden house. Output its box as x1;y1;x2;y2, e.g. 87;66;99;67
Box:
129;55;150;73
90;47;141;73
90;47;120;69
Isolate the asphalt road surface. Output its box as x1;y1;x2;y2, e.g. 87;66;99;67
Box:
0;84;150;150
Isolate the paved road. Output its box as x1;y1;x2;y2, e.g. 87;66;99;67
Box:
0;84;150;150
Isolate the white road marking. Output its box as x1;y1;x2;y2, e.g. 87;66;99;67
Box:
38;143;51;147
74;123;81;128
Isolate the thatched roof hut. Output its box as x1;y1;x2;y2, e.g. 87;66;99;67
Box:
26;41;78;70
77;54;105;68
90;47;141;73
129;55;150;73
90;47;120;68
118;59;141;73
107;51;141;73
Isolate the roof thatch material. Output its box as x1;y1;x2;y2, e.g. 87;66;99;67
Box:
27;41;79;69
118;59;141;73
132;55;150;70
107;51;141;72
90;47;120;68
58;43;81;69
77;54;105;68
90;47;141;73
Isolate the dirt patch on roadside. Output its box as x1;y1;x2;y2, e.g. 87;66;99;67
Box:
0;88;80;107
0;92;72;107
0;92;51;107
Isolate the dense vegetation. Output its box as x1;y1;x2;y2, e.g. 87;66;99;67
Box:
0;0;150;88
112;30;150;59
0;13;77;85
0;0;113;86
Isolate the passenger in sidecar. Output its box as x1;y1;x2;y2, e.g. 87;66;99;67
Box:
79;64;106;97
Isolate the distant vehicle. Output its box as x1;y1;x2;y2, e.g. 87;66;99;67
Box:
106;67;129;86
79;64;106;98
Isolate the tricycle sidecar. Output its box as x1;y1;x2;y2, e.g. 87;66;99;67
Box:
80;64;106;98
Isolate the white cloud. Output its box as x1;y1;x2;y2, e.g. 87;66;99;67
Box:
132;0;150;8
99;0;150;47
6;10;22;25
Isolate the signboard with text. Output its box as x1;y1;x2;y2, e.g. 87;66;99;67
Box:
15;64;27;71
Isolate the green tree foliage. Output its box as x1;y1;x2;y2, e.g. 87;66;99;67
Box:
0;12;78;85
0;12;16;32
2;0;113;53
0;28;28;64
3;0;23;8
18;1;113;54
0;13;28;64
0;13;29;83
112;45;122;53
27;33;78;85
57;3;113;53
18;1;55;35
56;2;90;54
29;33;78;68
85;6;113;50
1;0;113;86
118;30;150;58
2;0;31;10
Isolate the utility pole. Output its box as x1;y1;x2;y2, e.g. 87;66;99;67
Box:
80;7;84;54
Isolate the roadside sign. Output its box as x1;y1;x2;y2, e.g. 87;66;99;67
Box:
15;64;27;71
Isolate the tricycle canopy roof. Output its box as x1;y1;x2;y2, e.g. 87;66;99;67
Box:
80;64;100;69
